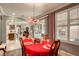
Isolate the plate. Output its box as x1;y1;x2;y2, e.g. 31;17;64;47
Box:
46;44;51;47
43;45;51;49
24;42;33;45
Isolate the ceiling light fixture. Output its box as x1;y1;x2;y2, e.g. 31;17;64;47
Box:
28;3;40;25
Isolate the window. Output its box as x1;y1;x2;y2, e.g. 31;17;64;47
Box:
70;26;79;42
40;17;49;35
70;19;79;25
41;19;45;34
70;8;79;25
56;11;67;26
70;8;78;19
55;5;79;44
56;26;67;40
69;7;79;42
34;24;41;38
55;10;68;40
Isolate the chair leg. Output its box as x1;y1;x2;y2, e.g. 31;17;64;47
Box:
22;50;23;56
55;51;58;56
4;46;6;56
22;48;24;56
22;51;25;56
4;50;5;56
22;49;26;56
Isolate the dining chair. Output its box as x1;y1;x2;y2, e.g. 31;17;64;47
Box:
20;38;26;56
55;40;60;56
49;40;60;56
20;38;23;55
49;42;55;56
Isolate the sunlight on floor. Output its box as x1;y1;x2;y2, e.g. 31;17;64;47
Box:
6;39;21;51
59;49;74;56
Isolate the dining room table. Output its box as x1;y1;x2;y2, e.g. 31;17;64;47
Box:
22;38;52;56
22;38;32;43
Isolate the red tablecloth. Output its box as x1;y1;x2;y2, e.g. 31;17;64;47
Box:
22;38;32;43
42;40;52;45
24;43;51;56
22;38;52;56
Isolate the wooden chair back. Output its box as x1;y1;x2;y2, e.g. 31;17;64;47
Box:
50;40;60;56
20;38;26;56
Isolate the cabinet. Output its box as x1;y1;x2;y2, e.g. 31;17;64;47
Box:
8;33;15;40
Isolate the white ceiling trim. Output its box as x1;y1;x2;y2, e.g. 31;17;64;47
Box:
36;3;70;19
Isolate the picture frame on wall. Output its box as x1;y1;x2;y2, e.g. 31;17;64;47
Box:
9;25;15;30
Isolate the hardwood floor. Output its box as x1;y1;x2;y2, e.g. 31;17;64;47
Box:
0;39;74;56
4;49;74;56
5;48;22;56
59;49;74;56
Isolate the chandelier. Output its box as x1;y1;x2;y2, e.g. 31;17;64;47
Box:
28;3;40;25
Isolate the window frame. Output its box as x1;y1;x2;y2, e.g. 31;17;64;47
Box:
55;10;68;41
55;10;68;26
55;5;79;46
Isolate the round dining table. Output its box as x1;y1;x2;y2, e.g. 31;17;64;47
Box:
24;43;51;56
22;38;33;43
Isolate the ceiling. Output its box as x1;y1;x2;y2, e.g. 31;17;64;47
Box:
0;3;70;19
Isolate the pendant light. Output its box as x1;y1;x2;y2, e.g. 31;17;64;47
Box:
29;3;40;25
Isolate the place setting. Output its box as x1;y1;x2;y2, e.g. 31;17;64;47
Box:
24;42;33;45
43;44;51;50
